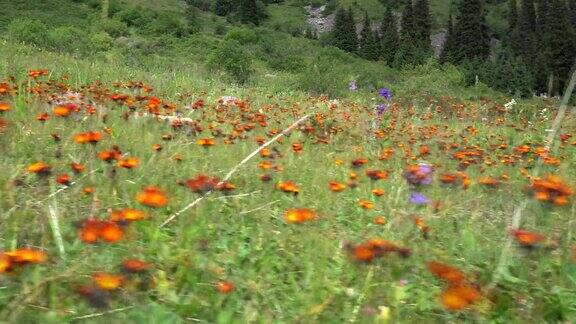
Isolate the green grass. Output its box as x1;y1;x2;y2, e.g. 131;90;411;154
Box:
0;38;575;322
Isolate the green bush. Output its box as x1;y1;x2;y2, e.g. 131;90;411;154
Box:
47;26;86;52
146;12;189;37
90;31;114;52
206;39;253;84
93;18;129;38
7;19;48;46
223;27;261;45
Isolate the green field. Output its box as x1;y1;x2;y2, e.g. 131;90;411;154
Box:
0;0;575;322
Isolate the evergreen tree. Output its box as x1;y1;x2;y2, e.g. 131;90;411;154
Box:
569;0;576;28
510;0;537;66
237;0;261;25
440;14;455;63
394;3;427;67
413;0;432;46
520;0;536;31
359;12;382;60
508;0;517;33
542;0;576;95
445;0;490;64
380;7;399;65
331;8;358;53
214;0;233;16
534;0;551;94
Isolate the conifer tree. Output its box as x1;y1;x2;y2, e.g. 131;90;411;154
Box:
413;0;432;46
359;12;382;60
331;8;358;53
214;0;233;16
542;0;576;95
440;14;455;63
445;0;490;64
569;0;576;28
380;7;399;65
521;0;536;31
238;0;261;25
508;0;517;33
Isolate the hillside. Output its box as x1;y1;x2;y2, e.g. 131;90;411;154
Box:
0;0;575;323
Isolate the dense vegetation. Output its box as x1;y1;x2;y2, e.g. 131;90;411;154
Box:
0;0;575;322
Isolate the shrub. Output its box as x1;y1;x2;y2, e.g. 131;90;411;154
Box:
7;19;48;46
93;18;129;38
146;12;188;37
223;27;260;45
47;26;86;53
206;39;253;84
90;32;114;52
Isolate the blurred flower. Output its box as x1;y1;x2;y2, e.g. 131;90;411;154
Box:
348;80;358;91
404;164;434;186
409;192;429;205
376;103;389;115
378;87;392;101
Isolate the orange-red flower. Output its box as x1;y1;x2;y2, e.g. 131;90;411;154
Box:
27;162;52;175
284;208;316;223
277;181;299;194
427;261;466;285
528;175;573;206
358;199;374;209
79;219;124;244
5;248;47;264
197;138;216;147
92;272;124;291
328;181;346;192
136;186;168;208
372;188;386;196
510;229;545;248
440;284;481;311
53;105;72;117
216;281;235;294
186;175;220;193
122;259;151;273
74;131;102;144
71;162;85;173
117;157;139;169
0;102;11;112
366;169;388;180
109;208;147;223
56;174;71;186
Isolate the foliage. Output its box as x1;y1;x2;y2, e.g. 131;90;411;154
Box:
206;39;253;84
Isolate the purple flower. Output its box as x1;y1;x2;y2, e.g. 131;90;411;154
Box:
378;87;392;101
409;192;429;205
404;163;434;186
349;80;358;91
375;103;389;115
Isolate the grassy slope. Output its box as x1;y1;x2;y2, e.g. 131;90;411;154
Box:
0;1;575;322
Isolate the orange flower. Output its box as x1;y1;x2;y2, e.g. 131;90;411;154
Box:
216;281;235;294
291;142;303;153
74;131;102;144
277;181;299;194
122;259;151;273
427;261;466;285
328;181;346;192
53;105;71;117
186;175;220;194
117;157;139;169
98;150;122;162
366;170;388;180
440;284;481;311
79;219;124;244
358;199;374;209
92;272;124;291
284;208;316;223
36;112;49;122
28;69;49;78
152;144;163;151
528;175;572;205
0;102;11;112
197;138;216;147
351;158;369;168
71;162;85;173
478;177;500;188
5;248;47;264
136;186;168;208
0;253;11;273
510;229;545;248
56;174;71;186
373;216;387;225
347;244;378;263
27;162;52;175
372;188;386;196
109;208;146;222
